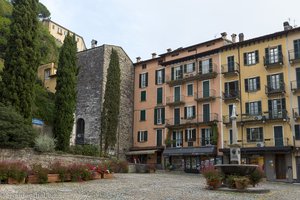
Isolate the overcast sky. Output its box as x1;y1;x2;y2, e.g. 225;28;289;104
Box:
40;0;300;62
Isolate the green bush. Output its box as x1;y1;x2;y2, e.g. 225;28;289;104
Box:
226;175;238;188
68;145;99;157
31;164;48;184
68;164;92;182
34;134;56;153
7;161;28;182
248;167;264;187
0;104;37;149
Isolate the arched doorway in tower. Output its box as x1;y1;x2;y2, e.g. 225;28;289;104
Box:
76;118;85;145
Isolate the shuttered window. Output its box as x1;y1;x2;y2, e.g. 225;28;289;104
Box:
141;91;146;101
140;110;146;121
295;125;300;140
137;131;148;142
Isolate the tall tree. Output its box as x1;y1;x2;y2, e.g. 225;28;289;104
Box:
0;0;39;121
101;49;121;153
53;34;77;151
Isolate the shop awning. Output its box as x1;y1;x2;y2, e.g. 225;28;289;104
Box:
126;150;157;155
163;146;216;157
219;146;293;154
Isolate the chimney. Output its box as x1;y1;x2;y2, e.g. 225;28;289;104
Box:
238;33;244;42
167;48;172;53
152;53;157;58
283;21;293;31
91;39;97;48
221;32;227;39
231;33;237;43
136;57;141;63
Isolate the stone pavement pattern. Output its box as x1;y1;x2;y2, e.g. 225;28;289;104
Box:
0;173;299;200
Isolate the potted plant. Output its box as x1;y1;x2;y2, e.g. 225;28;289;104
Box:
234;176;249;190
0;162;8;184
68;164;92;182
202;166;223;190
50;161;69;182
7;161;28;184
28;164;48;184
146;164;156;173
248;167;264;187
225;175;238;189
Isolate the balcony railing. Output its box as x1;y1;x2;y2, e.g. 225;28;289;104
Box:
194;89;216;102
198;113;218;124
293;108;300;119
223;91;240;101
166;95;185;106
165;113;218;128
265;83;285;96
221;62;239;77
223;137;291;148
290;80;300;93
288;49;300;64
198;63;218;80
266;109;288;120
264;54;283;68
166;137;216;148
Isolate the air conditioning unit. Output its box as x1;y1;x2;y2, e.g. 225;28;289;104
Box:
294;112;299;118
189;73;194;77
254;115;263;120
184;74;189;78
256;142;264;147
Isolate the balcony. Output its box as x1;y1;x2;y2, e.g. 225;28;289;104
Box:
166;73;198;87
266;110;288;121
194;89;216;102
198;64;218;81
198;113;219;125
223;137;291;148
290;80;300;93
222;115;242;124
265;83;285;96
223;91;240;102
293;108;300;120
264;54;283;69
288;49;300;64
166;137;216;148
221;62;239;77
166;95;185;106
165;117;198;129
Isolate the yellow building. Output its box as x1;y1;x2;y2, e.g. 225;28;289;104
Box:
220;23;300;182
37;63;57;93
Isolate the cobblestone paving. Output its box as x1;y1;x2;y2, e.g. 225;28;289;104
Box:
0;173;299;200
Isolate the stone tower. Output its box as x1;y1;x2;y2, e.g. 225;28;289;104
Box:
73;44;133;158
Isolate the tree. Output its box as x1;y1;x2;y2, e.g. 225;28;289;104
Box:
53;34;77;151
0;0;39;121
37;2;50;18
101;49;121;153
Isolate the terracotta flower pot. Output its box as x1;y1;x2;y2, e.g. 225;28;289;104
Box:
206;179;221;189
92;172;102;180
27;175;39;184
8;177;25;184
102;173;114;179
47;174;60;183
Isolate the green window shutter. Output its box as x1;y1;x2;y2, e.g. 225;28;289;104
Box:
192;63;195;71
267;75;270;85
184;107;187;119
184;64;187;73
255;50;259;63
282;98;286;110
154;108;157;125
192;106;196;118
171;68;174;80
179;65;183;78
268;100;272;112
137;132;140;142
278;45;282;62
185;130;188;141
258;101;262;114
161;108;165;124
209;58;213;72
225;82;229;94
157;88;163;104
145;73;148;87
199;61;202;74
247;128;251;141
243;53;247;65
155;70;158;85
187;84;193;96
192;129;196;142
162;69;165;83
144;131;148;141
245;102;249;114
244;79;249;92
141;91;146;101
295;125;300;140
257;77;261;90
140;110;146;121
265;48;269;64
259;127;263;140
139;74;142;88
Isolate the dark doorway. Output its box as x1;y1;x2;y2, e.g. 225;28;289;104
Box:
76;118;85;145
296;157;300;182
275;154;286;179
274;126;283;147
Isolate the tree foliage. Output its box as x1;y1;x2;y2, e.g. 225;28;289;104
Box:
0;0;39;121
0;0;12;17
53;34;77;151
101;49;121;153
0;103;37;149
37;2;50;18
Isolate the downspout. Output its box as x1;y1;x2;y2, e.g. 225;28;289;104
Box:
237;45;244;147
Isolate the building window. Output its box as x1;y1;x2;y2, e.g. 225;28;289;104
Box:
172;131;182;147
52;25;55;29
201;128;212;146
268;98;286;119
57;27;63;35
154;107;165;125
295;125;300;140
155;69;165;85
229;129;233;145
245;77;260;92
139;73;148;88
185;128;196;142
224;81;239;98
142;64;147;69
227;56;235;72
267;73;283;90
187;84;193;96
172;65;183;80
246;127;263;142
244;50;259;65
184;106;196;119
199;59;212;74
246;101;261;115
157;88;163;104
137;131;148;142
140;110;146;121
141;91;146;101
76;118;85;145
44;68;51;80
265;45;282;64
184;63;195;73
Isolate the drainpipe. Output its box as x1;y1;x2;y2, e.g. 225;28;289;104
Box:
237;45;244;147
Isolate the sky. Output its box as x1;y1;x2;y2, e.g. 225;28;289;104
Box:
40;0;300;62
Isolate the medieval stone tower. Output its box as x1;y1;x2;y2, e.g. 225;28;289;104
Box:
72;44;133;158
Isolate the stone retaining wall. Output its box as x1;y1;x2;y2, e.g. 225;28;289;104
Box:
0;148;107;168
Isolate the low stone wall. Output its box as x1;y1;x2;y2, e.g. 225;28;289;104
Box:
0;148;107;168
